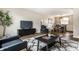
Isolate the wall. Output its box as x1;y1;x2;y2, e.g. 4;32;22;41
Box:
54;17;61;25
66;15;73;31
0;8;43;36
73;9;79;38
0;25;3;36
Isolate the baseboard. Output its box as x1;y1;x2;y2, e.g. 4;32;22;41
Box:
66;31;73;33
73;36;79;41
73;35;79;38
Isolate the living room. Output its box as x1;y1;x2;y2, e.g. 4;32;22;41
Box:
0;8;79;51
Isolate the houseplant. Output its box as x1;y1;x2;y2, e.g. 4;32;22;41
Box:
0;10;12;36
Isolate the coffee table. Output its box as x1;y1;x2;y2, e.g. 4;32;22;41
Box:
20;33;61;51
35;35;59;51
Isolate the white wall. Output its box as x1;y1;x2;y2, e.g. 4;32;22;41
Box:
0;8;43;36
0;25;3;36
66;15;73;31
73;9;79;38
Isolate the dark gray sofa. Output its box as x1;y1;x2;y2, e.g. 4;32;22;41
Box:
0;36;27;51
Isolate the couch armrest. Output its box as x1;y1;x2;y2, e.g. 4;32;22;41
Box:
0;36;19;44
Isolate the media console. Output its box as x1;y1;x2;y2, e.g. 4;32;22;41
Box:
18;28;36;37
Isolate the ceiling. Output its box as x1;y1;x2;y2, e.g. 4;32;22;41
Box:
26;8;73;16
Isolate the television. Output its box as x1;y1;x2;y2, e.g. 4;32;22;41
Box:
20;21;33;29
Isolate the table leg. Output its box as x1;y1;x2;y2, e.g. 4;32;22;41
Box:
59;37;61;46
46;44;48;51
37;40;39;51
26;41;29;51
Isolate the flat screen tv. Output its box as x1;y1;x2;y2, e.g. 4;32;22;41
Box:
20;21;33;29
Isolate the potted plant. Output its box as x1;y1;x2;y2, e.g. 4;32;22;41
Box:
0;10;12;36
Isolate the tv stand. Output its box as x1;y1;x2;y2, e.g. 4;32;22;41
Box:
18;28;36;37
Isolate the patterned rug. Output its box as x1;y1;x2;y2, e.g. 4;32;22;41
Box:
28;33;79;51
51;39;79;51
51;33;79;51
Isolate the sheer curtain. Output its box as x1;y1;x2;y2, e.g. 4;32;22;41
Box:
46;18;55;29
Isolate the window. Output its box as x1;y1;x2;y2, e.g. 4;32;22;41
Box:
61;17;69;25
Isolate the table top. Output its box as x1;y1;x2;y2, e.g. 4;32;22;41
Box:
36;35;58;44
20;33;47;41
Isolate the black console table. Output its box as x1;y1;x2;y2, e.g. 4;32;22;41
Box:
18;28;36;37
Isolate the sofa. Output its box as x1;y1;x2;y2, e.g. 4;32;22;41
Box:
0;36;27;51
